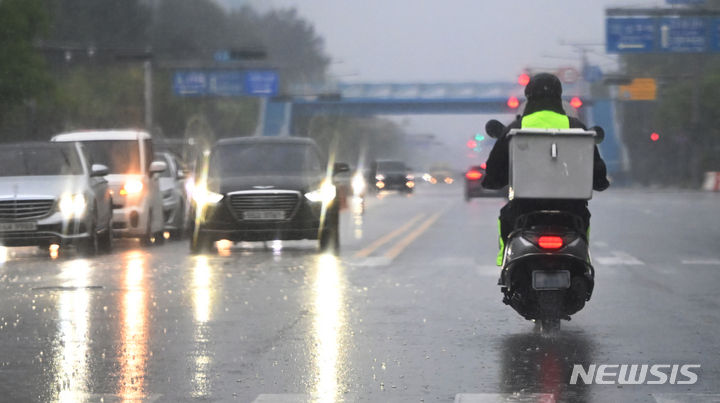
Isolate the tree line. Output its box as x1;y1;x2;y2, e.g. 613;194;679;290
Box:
0;0;404;164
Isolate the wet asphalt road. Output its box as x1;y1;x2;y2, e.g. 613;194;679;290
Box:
0;185;719;403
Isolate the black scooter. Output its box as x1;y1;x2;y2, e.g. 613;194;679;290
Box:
499;210;594;331
485;120;603;331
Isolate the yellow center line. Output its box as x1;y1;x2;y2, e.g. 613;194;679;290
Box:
353;213;427;258
383;206;449;261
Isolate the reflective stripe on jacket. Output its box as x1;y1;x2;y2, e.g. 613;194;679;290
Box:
520;110;570;129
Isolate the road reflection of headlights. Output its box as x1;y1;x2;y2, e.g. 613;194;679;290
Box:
351;173;365;195
59;194;87;218
193;188;223;207
119;179;143;196
305;181;336;203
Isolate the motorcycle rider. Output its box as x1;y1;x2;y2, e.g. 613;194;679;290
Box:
482;73;610;266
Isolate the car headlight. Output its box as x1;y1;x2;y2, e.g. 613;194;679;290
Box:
193;186;223;207
305;180;336;203
59;194;87;218
406;174;415;180
375;174;385;181
119;179;143;196
351;172;366;195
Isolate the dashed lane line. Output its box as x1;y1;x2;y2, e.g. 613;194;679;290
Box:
455;393;554;402
595;251;645;266
653;393;720;403
251;394;308;403
681;258;720;265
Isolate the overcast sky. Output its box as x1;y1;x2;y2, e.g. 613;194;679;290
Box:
217;0;669;168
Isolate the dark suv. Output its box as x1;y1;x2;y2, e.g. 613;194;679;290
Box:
370;160;414;193
190;137;348;253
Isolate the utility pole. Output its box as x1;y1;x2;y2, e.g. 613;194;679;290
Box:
144;59;153;132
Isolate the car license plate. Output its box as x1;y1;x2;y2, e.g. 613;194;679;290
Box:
0;222;37;232
243;210;285;220
532;270;571;290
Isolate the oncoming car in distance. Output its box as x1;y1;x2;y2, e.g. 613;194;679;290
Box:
465;163;507;200
190;137;349;254
370;160;414;193
0;142;113;255
52;130;167;245
425;163;455;185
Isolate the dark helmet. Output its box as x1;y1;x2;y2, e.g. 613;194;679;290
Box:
524;73;562;100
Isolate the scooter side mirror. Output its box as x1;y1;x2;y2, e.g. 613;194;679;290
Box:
590;126;605;144
485;120;506;139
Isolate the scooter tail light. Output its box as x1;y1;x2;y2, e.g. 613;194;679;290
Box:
465;170;483;180
538;235;564;250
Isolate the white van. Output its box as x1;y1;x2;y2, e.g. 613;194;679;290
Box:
52;130;166;244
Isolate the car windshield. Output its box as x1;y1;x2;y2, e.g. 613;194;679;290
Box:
0;147;83;176
376;161;406;173
208;143;323;177
81;140;141;174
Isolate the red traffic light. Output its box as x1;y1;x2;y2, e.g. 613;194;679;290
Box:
507;96;520;109
570;97;583;109
650;132;660;142
466;139;478;149
518;73;531;86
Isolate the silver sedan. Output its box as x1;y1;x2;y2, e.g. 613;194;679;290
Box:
0;142;113;255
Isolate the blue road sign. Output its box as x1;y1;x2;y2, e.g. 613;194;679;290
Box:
606;18;657;53
244;70;279;96
659;17;707;52
173;70;278;97
710;18;720;51
173;71;208;95
208;71;245;96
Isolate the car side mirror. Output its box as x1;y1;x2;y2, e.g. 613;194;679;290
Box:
485;119;506;139
90;164;109;177
333;162;350;175
590;126;605;144
149;160;167;174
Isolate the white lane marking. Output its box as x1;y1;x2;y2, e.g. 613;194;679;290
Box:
595;251;645;266
351;256;391;267
251;395;309;403
681;259;720;265
64;394;162;402
455;393;554;403
653;393;720;403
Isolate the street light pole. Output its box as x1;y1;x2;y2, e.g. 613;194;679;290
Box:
144;59;153;132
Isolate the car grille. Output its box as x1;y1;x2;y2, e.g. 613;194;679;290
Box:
229;192;300;220
0;199;55;220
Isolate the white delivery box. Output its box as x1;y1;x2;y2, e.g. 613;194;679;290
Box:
508;128;597;200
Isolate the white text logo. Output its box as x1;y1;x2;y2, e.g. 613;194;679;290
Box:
570;364;700;385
